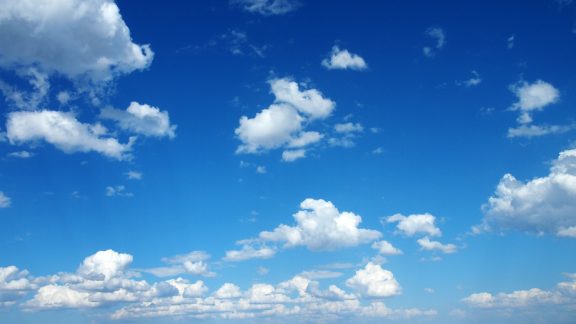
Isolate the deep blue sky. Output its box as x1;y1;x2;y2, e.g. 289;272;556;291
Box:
0;0;575;323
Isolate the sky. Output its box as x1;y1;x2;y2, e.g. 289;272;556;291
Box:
0;0;576;323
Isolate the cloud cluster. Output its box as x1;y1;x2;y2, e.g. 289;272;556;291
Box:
0;250;436;321
235;78;335;161
385;213;457;254
322;46;367;71
0;0;153;82
507;80;574;138
479;148;576;238
463;273;576;308
231;0;301;16
259;198;382;251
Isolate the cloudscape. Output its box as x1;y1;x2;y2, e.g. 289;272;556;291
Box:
0;0;575;323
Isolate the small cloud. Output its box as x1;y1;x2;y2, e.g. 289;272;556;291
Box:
322;46;367;71
105;185;133;197
423;27;446;57
8;151;34;159
507;35;515;49
231;0;301;16
372;147;384;155
0;191;12;208
125;171;143;180
282;149;306;162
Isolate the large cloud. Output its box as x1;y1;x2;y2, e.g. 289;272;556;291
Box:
0;266;35;306
0;0;153;82
345;263;401;298
479;148;576;238
6;110;134;160
235;78;335;159
259;198;381;251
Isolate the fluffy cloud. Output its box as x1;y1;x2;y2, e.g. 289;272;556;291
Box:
510;80;560;124
0;192;11;208
0;0;153;82
463;273;576;308
269;78;335;119
235;78;335;158
101;102;176;138
5;250;435;321
259;198;381;251
479;148;576;238
236;104;303;153
371;240;402;255
346;263;401;298
144;251;215;278
416;237;457;254
322;46;367;71
6;110;134;160
423;27;445;57
0;266;35;306
231;0;300;16
385;213;442;237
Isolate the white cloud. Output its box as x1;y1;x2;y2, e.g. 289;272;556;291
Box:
0;67;49;110
7;151;34;158
269;78;335;119
298;270;343;280
231;0;300;16
282;149;306;162
223;244;277;262
371;240;403;255
287;131;323;148
416;237;457;254
101;102;176;138
0;192;12;208
346;262;401;298
385;213;442;237
423;27;445;57
0;266;35;306
77;249;133;280
507;35;515;49
0;0;153;82
479;148;576;238
507;124;575;138
334;122;364;133
510;80;560;124
463;284;569;309
256;166;267;174
105;185;133;197
144;251;215;278
235;78;334;159
460;70;482;87
125;171;143;180
213;283;242;299
6;110;134;160
322;46;367;71
236;104;303;153
260;198;381;251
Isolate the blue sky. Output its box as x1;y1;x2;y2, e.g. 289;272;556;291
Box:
1;0;576;322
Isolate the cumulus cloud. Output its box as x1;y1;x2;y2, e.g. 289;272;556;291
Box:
259;198;381;251
0;192;11;208
416;237;457;254
371;240;403;256
510;80;560;125
0;266;35;306
385;213;442;237
101;102;176;138
423;27;445;57
231;0;300;16
463;273;576;309
235;78;335;158
6;110;134;160
143;251;215;278
0;0;153;82
478;148;576;238
322;46;367;71
346;262;401;298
